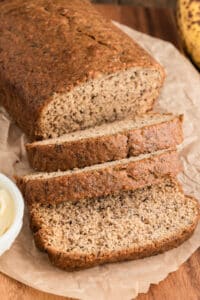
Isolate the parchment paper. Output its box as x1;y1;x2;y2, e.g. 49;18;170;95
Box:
0;22;200;300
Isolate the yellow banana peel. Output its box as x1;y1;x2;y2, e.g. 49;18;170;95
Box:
177;0;200;69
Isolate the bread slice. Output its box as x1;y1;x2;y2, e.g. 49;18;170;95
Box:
28;177;199;271
0;0;164;139
16;149;181;204
26;113;183;172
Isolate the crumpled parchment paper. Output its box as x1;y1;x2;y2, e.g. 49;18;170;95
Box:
0;22;200;300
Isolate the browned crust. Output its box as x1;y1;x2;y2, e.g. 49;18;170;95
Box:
0;0;165;139
29;195;199;271
26;114;183;172
16;150;182;204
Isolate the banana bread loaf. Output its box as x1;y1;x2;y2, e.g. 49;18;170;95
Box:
0;0;165;139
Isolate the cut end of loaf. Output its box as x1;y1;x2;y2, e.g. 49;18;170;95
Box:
38;67;164;139
29;178;199;270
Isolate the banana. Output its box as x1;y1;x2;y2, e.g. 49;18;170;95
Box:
177;0;200;69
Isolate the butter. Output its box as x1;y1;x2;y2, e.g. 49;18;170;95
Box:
0;188;15;236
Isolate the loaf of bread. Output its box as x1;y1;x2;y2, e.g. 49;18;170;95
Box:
28;177;199;271
0;0;165;139
16;149;181;204
26;113;183;172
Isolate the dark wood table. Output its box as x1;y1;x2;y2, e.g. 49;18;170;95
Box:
1;4;199;300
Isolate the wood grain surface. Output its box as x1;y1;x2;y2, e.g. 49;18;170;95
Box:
92;0;176;8
0;4;199;300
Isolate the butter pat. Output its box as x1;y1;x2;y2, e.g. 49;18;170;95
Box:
0;188;15;236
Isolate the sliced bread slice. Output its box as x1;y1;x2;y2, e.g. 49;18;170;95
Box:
16;149;181;204
26;113;183;172
29;177;199;271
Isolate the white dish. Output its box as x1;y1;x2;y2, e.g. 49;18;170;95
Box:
0;173;24;256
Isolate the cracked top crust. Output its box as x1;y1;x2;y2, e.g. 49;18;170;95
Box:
0;0;163;116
